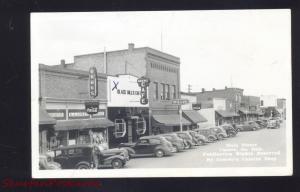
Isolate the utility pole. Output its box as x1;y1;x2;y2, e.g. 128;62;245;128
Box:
188;84;192;93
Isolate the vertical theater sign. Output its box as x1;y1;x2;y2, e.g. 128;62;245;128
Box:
85;67;99;115
137;76;150;105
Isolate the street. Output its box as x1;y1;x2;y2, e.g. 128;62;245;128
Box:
125;122;286;168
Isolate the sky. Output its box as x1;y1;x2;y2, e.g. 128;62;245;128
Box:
31;10;291;98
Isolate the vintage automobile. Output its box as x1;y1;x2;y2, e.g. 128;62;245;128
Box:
267;119;280;129
255;120;267;129
236;121;259;132
53;144;129;169
158;133;185;152
119;135;176;158
174;131;197;149
209;126;228;140
39;154;61;170
186;130;208;145
220;124;238;137
194;128;218;142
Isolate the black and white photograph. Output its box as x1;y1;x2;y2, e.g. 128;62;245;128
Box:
31;10;292;177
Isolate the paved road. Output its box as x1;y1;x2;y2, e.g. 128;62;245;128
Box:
125;122;286;168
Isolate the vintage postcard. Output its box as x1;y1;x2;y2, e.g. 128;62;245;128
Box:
31;10;292;177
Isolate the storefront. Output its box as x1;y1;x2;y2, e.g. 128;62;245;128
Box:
239;109;259;122
182;110;208;129
152;114;191;133
39;107;56;154
215;110;240;125
107;75;149;147
46;100;114;150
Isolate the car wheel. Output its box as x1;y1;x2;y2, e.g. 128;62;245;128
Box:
76;162;90;169
187;142;192;149
111;159;123;169
155;149;164;158
237;128;241;132
217;134;224;140
252;128;256;131
208;136;215;142
197;139;205;145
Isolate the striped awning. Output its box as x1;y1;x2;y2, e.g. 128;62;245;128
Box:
152;114;191;126
183;110;207;123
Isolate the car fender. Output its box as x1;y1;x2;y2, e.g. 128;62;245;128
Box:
120;147;135;156
104;155;125;162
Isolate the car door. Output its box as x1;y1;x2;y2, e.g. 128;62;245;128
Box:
54;149;69;169
134;139;150;155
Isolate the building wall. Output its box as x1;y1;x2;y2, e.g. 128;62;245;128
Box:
260;95;277;107
241;95;260;110
212;98;226;110
181;93;197;110
196;87;243;112
277;98;286;109
198;108;216;126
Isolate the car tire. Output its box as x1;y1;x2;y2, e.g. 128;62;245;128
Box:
155;149;164;158
217;134;224;140
197;139;205;145
173;145;179;153
111;159;123;169
76;162;90;169
187;142;192;149
208;136;215;142
237;128;241;132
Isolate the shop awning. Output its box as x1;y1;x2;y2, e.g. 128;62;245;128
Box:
216;110;240;118
152;114;191;126
183;110;207;123
54;118;114;131
239;109;259;115
39;108;56;125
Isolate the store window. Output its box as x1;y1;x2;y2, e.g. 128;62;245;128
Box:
160;83;165;100
136;117;146;135
114;119;126;138
172;85;176;99
68;130;77;145
153;82;159;100
165;84;170;100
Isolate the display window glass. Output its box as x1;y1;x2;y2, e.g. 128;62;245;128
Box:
136;117;146;135
114;119;126;138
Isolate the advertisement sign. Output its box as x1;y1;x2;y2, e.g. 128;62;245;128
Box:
68;109;90;120
89;67;98;98
85;101;99;114
46;109;66;120
192;103;201;110
107;75;149;107
172;99;189;105
137;76;150;105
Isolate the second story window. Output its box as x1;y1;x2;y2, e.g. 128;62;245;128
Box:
165;84;170;100
172;85;176;99
153;82;158;100
160;83;165;100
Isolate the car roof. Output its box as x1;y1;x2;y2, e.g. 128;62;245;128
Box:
53;144;94;150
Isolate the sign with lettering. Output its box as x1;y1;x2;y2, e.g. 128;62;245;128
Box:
46;109;66;120
89;67;98;98
91;109;106;118
172;99;189;105
192;103;201;110
137;76;150;105
107;75;149;107
85;101;99;115
68;109;90;120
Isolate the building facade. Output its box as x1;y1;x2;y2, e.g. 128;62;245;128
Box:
39;64;113;153
57;44;188;138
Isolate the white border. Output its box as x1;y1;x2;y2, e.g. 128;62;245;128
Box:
31;10;293;178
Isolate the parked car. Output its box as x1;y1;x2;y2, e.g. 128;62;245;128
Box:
158;133;185;152
186;130;208;145
53;144;129;169
39;154;61;170
119;135;175;158
267;119;280;129
194;128;218;142
209;126;227;140
175;131;196;149
220;124;237;137
255;120;267;128
236;121;259;131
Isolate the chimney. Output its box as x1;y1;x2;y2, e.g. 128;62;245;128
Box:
225;86;227;89
60;59;66;67
128;43;134;51
202;88;205;92
212;88;216;91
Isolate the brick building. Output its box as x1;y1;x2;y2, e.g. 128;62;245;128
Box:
57;44;190;140
39;64;113;153
239;95;262;121
195;87;243;113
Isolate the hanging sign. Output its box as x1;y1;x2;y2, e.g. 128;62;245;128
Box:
137;76;150;105
85;101;99;115
89;67;98;98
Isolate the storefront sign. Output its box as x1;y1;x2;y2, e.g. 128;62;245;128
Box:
172;99;189;105
46;109;66;120
85;101;99;114
192;103;201;110
89;67;98;98
92;109;106;118
137;76;150;105
107;75;149;107
68;109;90;120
